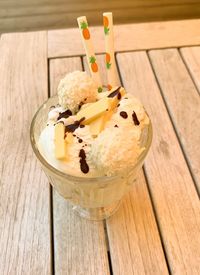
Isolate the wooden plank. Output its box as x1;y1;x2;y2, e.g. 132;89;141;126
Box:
1;0;200;8
117;51;200;274
50;57;110;275
83;55;169;275
0;32;51;274
1;0;200;18
180;46;200;94
2;1;200;33
149;49;200;193
48;19;200;58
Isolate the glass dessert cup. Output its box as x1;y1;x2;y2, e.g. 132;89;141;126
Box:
30;96;152;221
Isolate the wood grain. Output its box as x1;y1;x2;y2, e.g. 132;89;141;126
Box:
50;57;110;275
180;46;200;94
0;32;51;274
149;49;200;193
48;19;200;58
1;0;200;33
4;0;200;17
83;55;169;275
117;51;200;274
107;171;169;275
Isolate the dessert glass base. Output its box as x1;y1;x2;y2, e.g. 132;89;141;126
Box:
30;96;152;220
72;200;121;221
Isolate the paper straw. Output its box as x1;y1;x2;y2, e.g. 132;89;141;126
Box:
77;16;103;93
103;12;118;90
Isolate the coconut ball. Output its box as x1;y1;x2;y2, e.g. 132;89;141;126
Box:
90;126;144;176
57;71;98;113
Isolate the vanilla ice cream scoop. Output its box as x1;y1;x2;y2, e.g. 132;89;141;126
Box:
58;71;98;113
105;93;149;130
38;123;100;177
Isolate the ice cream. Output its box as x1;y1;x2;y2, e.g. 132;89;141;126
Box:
38;70;149;177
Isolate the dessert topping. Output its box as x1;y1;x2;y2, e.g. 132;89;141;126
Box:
120;111;128;119
107;87;121;98
54;123;67;160
117;93;121;100
76;97;112;124
89;115;105;137
65;132;74;144
108;86;126;98
79;149;89;173
65;117;85;133
132;111;140;125
57;109;72;120
89;109;113;136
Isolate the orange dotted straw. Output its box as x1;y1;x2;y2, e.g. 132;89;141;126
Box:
103;12;119;90
77;16;103;93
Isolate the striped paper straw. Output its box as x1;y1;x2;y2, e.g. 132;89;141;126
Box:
77;16;103;93
103;12;118;90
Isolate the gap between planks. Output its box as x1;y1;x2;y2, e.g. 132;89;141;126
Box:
179;47;200;96
48;58;55;275
49;186;55;275
47;44;200;60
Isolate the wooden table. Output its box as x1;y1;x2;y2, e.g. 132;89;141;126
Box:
0;19;200;275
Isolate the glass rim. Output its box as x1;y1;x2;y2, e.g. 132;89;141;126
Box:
30;95;153;183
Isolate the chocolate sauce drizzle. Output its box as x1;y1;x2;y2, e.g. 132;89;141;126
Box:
56;121;64;125
79;148;86;159
78;102;84;110
132;111;140;125
57;109;72;121
107;87;121;98
79;149;89;174
65;117;85;133
120;111;128;119
117;93;121;100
